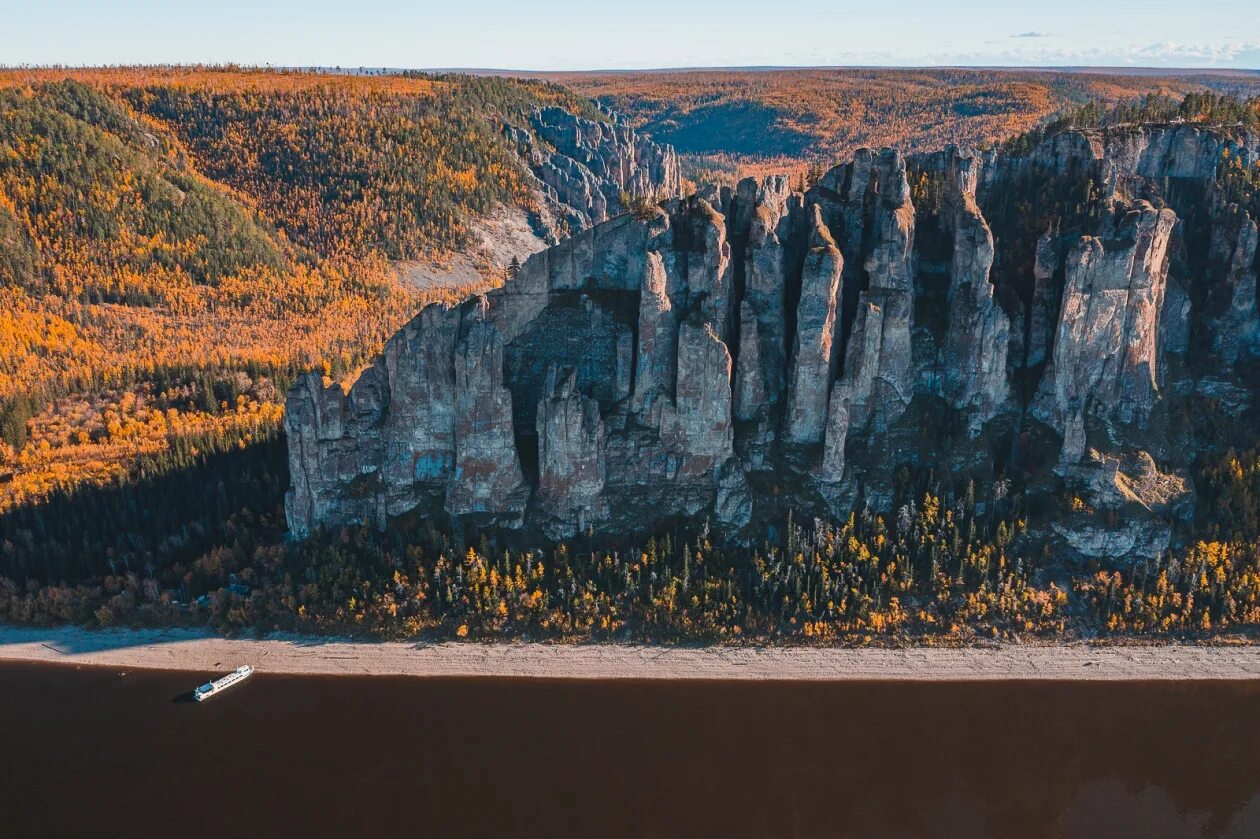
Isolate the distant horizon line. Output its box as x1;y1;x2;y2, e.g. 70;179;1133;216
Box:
2;62;1258;76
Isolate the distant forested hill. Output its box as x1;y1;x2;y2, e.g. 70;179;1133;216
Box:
546;67;1260;180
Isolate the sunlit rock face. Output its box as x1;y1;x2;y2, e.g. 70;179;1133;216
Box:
935;146;1010;433
784;205;842;445
288;124;1259;563
1032;201;1178;466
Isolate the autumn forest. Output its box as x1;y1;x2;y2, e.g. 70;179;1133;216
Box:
3;66;1260;645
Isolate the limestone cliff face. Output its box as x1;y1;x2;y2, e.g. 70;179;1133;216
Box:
536;366;607;539
445;297;530;521
803;148;918;501
507;107;681;240
1100;125;1250;197
1032;201;1177;466
937;147;1010;431
1211;202;1260;365
734;175;797;415
287;123;1259;563
380;303;460;517
784;206;842;444
837;149;917;434
631;251;676;412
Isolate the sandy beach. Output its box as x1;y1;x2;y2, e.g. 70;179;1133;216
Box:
3;625;1260;680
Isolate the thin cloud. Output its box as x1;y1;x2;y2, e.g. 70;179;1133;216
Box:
1013;31;1054;39
1131;40;1260;62
894;39;1260;68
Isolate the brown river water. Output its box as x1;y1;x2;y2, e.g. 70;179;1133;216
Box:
3;662;1259;838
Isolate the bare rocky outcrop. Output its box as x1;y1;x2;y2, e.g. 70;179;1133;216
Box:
676;198;736;342
843;149;917;432
1033;201;1177;466
445;298;530;523
784;205;842;444
507;106;681;240
1210;202;1260;365
734;175;797;411
1102;125;1246;198
670;320;738;475
937;147;1009;431
809;148;917;500
535;366;607;538
288;123;1258;564
631;251;677;412
819;387;852;486
380;303;460;516
285;372;381;539
733;299;766;423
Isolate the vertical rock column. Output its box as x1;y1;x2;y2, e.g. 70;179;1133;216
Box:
1211;204;1260;365
284;374;348;540
631;251;678;412
1026;228;1065;371
680;198;736;343
733;299;766;422
381;303;459;516
817;149;915;497
671;320;737;475
445;297;530;522
820;386;852;483
834;149;916;433
535;366;608;538
670;319;750;528
939;148;1010;432
785;205;843;443
284;362;389;537
1034;201;1177;465
735;176;796;412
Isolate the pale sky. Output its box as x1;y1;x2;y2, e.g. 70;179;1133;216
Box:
2;0;1258;70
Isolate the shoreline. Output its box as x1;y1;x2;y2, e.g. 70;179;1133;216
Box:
4;626;1260;680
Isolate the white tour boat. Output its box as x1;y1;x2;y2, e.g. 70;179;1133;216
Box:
193;665;254;702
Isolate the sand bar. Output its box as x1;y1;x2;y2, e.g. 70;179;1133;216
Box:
4;626;1260;680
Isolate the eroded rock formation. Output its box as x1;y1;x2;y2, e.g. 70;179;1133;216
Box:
288;123;1260;564
784;205;842;444
507;107;681;240
535;366;608;539
1032;201;1178;465
937;147;1010;431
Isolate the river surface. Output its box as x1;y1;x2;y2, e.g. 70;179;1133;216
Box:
3;663;1260;838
